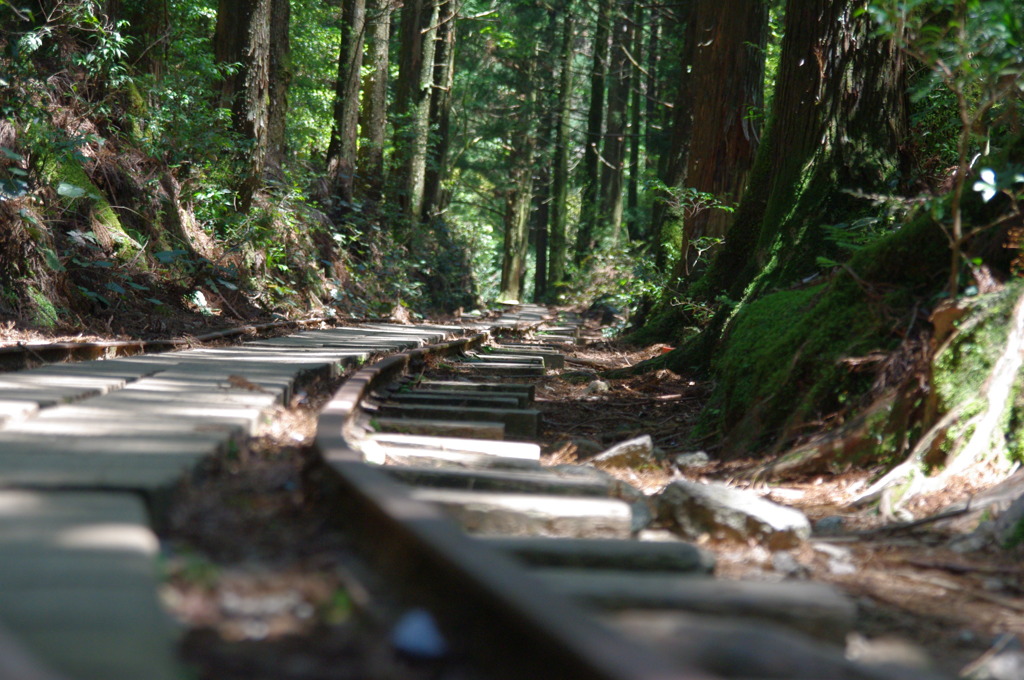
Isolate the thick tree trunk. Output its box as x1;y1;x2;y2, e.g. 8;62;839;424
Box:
575;0;614;264
547;3;574;297
600;0;633;245
394;0;438;221
266;0;291;178
422;0;457;222
325;0;366;203
700;0;909;299
214;0;272;211
677;0;765;277
357;0;393;201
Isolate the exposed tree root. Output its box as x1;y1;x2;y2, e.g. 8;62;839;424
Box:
850;290;1024;514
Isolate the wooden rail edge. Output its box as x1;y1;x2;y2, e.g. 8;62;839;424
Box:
312;330;708;680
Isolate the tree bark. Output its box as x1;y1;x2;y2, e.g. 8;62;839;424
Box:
700;0;909;299
325;0;366;203
357;0;393;201
214;0;272;211
600;0;633;245
394;0;439;221
626;0;643;242
676;0;766;277
547;2;574;296
650;1;696;270
266;0;291;178
575;0;614;264
422;0;458;222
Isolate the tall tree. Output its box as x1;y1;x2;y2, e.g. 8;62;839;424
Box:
625;0;643;241
325;0;367;203
600;0;634;245
676;0;766;277
422;0;458;222
266;0;291;177
575;0;614;263
357;0;394;201
214;0;273;211
650;1;697;270
700;0;909;300
546;2;574;296
394;0;439;220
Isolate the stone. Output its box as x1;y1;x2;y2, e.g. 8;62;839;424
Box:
673;451;710;468
657;479;812;549
570;438;604;456
590;435;654;468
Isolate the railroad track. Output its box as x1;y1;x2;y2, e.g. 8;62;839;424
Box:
0;307;946;680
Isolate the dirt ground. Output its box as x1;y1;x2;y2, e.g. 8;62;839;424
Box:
536;329;1024;678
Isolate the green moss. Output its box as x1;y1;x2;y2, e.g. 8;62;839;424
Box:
1004;516;1024;549
38;152;139;258
26;286;59;328
707;278;882;451
932;283;1023;412
1005;373;1024;463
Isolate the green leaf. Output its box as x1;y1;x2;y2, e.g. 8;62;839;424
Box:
154;249;188;264
127;281;149;291
56;182;88;198
1;146;23;162
105;282;127;294
42;248;65;272
145;298;166;306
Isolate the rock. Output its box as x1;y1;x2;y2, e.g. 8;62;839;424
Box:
569;437;604;457
657;479;812;549
590;435;654;468
846;634;935;672
771;551;808;579
584;380;610;395
584;296;625;325
673;451;710;468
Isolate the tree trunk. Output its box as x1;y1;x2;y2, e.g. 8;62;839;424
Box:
700;0;909;300
422;0;457;222
600;0;633;246
266;0;291;179
214;0;272;211
325;0;367;203
650;1;696;270
625;0;643;242
575;0;614;264
394;0;439;221
676;0;766;277
499;160;535;303
357;0;393;201
547;2;574;297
